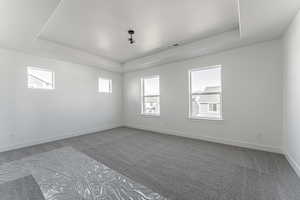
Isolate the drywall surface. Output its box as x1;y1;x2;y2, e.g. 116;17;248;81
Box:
0;48;123;152
283;10;300;176
124;40;283;153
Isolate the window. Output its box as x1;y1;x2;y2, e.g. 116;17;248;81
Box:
27;67;55;90
208;103;218;113
189;66;222;120
98;78;112;93
141;76;160;116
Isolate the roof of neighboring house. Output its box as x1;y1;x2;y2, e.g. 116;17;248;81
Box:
193;94;220;103
192;86;221;104
194;86;221;94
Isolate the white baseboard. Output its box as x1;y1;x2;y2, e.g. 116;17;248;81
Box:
0;123;123;153
126;124;283;154
285;153;300;178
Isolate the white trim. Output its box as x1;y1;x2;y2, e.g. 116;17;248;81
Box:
188;116;223;121
125;124;283;154
189;65;222;72
0;123;122;153
237;0;242;37
36;0;64;38
140;113;160;118
285;153;300;178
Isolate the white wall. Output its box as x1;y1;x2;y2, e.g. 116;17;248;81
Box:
0;36;286;155
124;40;283;153
0;48;123;152
283;10;300;176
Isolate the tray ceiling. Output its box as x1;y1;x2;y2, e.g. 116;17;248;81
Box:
39;0;239;62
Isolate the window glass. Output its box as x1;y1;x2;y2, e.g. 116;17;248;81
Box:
141;76;160;115
144;77;159;96
28;67;54;90
189;66;222;119
99;78;112;93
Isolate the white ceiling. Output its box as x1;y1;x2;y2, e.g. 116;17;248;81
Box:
40;0;239;63
0;0;299;72
0;0;121;71
239;0;300;40
0;0;60;48
124;0;300;71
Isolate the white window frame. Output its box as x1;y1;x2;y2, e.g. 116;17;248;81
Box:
188;65;223;120
27;67;55;90
98;77;112;93
141;75;160;116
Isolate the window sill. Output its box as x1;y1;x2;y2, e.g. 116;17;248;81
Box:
188;116;223;121
141;113;160;118
28;87;55;90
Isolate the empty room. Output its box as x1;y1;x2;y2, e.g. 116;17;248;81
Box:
0;0;300;199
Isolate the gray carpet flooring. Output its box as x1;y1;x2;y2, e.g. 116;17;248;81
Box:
0;147;167;199
0;127;299;200
0;175;45;200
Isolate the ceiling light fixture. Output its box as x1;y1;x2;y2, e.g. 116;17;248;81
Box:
128;29;135;44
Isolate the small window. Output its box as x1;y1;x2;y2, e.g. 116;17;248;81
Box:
208;103;218;113
189;66;222;120
27;67;55;90
141;76;160;116
98;78;112;93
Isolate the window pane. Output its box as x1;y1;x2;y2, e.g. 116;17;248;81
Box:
143;96;160;115
141;76;160;115
190;66;222;119
99;78;112;93
191;94;221;118
144;76;159;96
28;67;54;89
209;104;217;112
191;67;221;93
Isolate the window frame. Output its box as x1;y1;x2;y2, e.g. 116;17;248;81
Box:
27;66;55;90
141;75;160;116
98;77;112;93
188;65;223;121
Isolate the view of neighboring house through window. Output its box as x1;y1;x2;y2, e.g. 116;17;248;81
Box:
189;66;222;120
141;75;160;115
27;67;55;90
98;78;112;93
